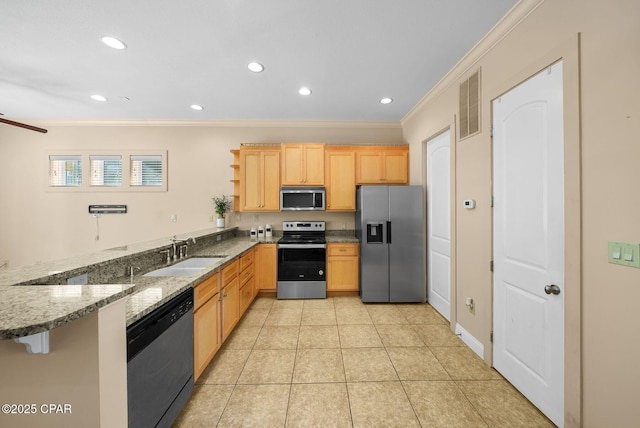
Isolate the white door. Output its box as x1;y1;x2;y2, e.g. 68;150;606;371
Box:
493;61;564;427
426;130;451;319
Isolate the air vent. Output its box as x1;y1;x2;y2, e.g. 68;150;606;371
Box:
459;70;481;139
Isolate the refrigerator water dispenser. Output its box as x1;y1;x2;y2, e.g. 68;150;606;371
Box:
366;223;384;244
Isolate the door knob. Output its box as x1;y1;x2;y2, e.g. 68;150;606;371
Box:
544;284;561;295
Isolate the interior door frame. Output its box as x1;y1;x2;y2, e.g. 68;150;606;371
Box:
423;122;457;333
488;35;582;426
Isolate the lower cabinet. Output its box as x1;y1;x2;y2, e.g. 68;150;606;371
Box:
193;244;278;380
240;275;255;314
327;243;360;292
239;248;256;314
221;276;240;342
194;272;220;380
255;243;277;293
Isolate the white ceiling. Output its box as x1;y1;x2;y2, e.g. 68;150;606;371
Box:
0;0;517;122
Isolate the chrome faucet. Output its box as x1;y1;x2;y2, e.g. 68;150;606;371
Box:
170;236;196;260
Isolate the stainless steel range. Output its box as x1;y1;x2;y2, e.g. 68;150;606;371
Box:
277;221;326;299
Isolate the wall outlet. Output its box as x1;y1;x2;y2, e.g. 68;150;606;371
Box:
252;214;259;222
170;214;177;223
341;223;346;230
208;214;214;222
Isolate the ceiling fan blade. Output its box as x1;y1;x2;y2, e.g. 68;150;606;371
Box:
0;117;48;133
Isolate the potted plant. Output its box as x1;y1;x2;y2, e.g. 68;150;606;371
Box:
212;195;233;228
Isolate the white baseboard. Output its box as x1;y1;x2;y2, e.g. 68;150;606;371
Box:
455;323;484;359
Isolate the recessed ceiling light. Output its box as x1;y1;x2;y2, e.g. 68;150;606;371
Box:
101;36;127;50
298;87;312;96
91;94;108;102
190;104;204;111
380;97;393;104
247;62;264;73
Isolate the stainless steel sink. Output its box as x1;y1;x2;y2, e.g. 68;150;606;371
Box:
143;257;225;277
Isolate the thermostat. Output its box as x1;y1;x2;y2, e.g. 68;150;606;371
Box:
463;199;476;209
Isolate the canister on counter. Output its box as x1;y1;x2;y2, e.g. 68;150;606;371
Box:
265;224;272;238
257;225;264;240
250;228;257;240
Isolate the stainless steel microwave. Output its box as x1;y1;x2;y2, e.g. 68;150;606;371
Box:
280;187;325;211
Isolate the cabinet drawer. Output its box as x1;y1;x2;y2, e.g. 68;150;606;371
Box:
221;259;239;286
327;243;359;256
240;265;254;287
240;249;254;270
239;276;254;314
194;272;219;310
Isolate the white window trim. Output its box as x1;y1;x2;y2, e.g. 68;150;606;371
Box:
46;150;168;193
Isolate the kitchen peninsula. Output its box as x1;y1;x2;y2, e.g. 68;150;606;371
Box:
0;227;271;428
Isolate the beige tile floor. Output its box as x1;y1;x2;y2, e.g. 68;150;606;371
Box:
173;296;554;427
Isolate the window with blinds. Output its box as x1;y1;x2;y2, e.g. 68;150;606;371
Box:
47;151;166;192
130;155;163;187
90;155;122;186
49;155;82;186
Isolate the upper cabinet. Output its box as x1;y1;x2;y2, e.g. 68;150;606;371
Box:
355;146;409;184
230;149;240;212
233;143;409;212
240;147;280;211
325;147;356;211
281;143;325;185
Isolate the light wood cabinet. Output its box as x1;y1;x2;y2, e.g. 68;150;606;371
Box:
356;146;409;184
255;243;277;293
221;260;240;342
327;243;360;291
240;275;255;314
239;248;255;314
281;143;325;185
194;272;220;380
240;147;280;211
325;147;356;211
230;150;240;212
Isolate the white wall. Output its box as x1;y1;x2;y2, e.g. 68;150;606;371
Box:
0;121;401;268
402;0;640;426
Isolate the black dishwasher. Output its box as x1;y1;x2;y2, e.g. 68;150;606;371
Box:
127;288;194;428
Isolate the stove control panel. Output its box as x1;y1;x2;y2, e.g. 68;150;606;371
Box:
282;221;325;231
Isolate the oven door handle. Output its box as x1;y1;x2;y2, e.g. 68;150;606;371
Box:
277;244;327;249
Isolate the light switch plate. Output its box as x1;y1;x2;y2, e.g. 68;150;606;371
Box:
608;241;640;268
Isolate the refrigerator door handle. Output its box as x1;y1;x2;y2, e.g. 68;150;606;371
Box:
386;221;391;244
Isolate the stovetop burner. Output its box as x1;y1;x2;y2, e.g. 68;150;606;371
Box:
278;236;326;245
280;221;326;245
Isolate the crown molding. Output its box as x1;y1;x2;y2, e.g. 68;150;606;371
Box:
401;0;545;125
22;119;402;129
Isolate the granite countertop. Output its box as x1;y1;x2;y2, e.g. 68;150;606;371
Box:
326;234;359;243
0;284;136;340
0;228;358;339
123;236;276;326
0;227;249;339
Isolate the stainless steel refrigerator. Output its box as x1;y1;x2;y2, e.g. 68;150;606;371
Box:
356;185;425;303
